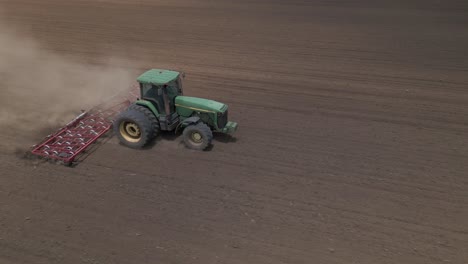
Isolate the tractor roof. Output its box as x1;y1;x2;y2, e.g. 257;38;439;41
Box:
137;69;180;85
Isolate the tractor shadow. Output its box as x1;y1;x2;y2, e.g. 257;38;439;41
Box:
142;131;237;151
142;131;181;150
212;133;238;144
204;134;237;151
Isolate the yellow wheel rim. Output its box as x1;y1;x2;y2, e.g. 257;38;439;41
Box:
119;121;141;143
191;132;203;143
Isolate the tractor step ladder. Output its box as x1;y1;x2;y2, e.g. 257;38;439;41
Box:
30;85;139;165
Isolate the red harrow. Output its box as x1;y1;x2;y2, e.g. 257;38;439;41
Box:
30;85;139;166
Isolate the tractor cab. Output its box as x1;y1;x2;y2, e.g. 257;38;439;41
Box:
137;69;183;130
137;69;183;114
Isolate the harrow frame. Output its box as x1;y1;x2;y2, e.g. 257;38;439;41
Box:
30;85;139;165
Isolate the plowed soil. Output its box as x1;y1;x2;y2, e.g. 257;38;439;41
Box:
1;0;468;263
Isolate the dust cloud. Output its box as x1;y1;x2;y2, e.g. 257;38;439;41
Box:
0;21;136;150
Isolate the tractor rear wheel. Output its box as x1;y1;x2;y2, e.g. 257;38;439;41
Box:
128;104;160;138
182;123;213;150
114;106;158;148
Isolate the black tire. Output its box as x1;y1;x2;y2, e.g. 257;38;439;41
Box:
128;104;160;138
113;106;158;149
182;123;213;150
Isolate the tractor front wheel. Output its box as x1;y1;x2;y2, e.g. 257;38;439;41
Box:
114;107;158;149
182;123;213;150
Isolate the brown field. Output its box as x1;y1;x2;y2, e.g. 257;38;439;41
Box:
0;0;467;263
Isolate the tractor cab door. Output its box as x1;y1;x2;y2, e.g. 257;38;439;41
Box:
141;83;166;115
140;83;180;131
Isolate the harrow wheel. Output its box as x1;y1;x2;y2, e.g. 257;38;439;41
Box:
113;106;159;148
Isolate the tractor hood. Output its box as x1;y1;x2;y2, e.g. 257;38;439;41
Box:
175;96;227;113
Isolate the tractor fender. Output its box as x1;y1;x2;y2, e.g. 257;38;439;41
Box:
175;116;201;133
135;100;160;118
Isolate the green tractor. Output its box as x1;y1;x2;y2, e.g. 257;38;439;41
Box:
113;69;238;150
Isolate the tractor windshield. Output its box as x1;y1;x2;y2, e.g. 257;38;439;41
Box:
166;78;182;98
163;80;182;114
165;81;178;100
